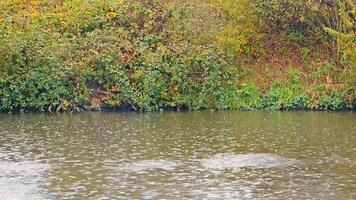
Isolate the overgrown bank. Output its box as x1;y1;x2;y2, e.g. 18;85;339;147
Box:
0;0;355;112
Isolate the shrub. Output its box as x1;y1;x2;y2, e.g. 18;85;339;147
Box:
314;90;353;110
266;68;309;110
0;65;86;112
236;82;262;109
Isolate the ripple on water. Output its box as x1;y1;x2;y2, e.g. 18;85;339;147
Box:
201;153;296;171
120;160;180;172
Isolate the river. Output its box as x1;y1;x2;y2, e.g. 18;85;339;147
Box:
0;111;355;199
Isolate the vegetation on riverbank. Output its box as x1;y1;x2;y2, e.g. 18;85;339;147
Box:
0;0;355;112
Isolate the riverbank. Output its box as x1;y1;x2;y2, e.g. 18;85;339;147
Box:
2;101;355;114
1;1;354;113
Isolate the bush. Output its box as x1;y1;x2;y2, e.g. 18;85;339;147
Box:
266;68;309;110
0;65;86;112
236;82;262;109
314;91;353;110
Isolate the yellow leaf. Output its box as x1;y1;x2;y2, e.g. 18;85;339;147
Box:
299;16;305;23
106;12;117;20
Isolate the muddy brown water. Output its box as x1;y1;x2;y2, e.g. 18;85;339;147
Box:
0;111;355;199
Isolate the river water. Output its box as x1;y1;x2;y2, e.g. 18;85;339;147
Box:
0;111;355;199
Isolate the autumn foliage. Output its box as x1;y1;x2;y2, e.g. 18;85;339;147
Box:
0;0;354;112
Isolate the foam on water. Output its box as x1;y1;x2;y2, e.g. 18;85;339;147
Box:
201;153;296;171
0;161;52;200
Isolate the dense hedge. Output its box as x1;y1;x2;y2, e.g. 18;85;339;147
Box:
0;0;354;112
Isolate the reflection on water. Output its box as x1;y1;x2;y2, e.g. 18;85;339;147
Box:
0;111;355;199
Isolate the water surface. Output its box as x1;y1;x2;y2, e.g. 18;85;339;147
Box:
0;111;355;199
